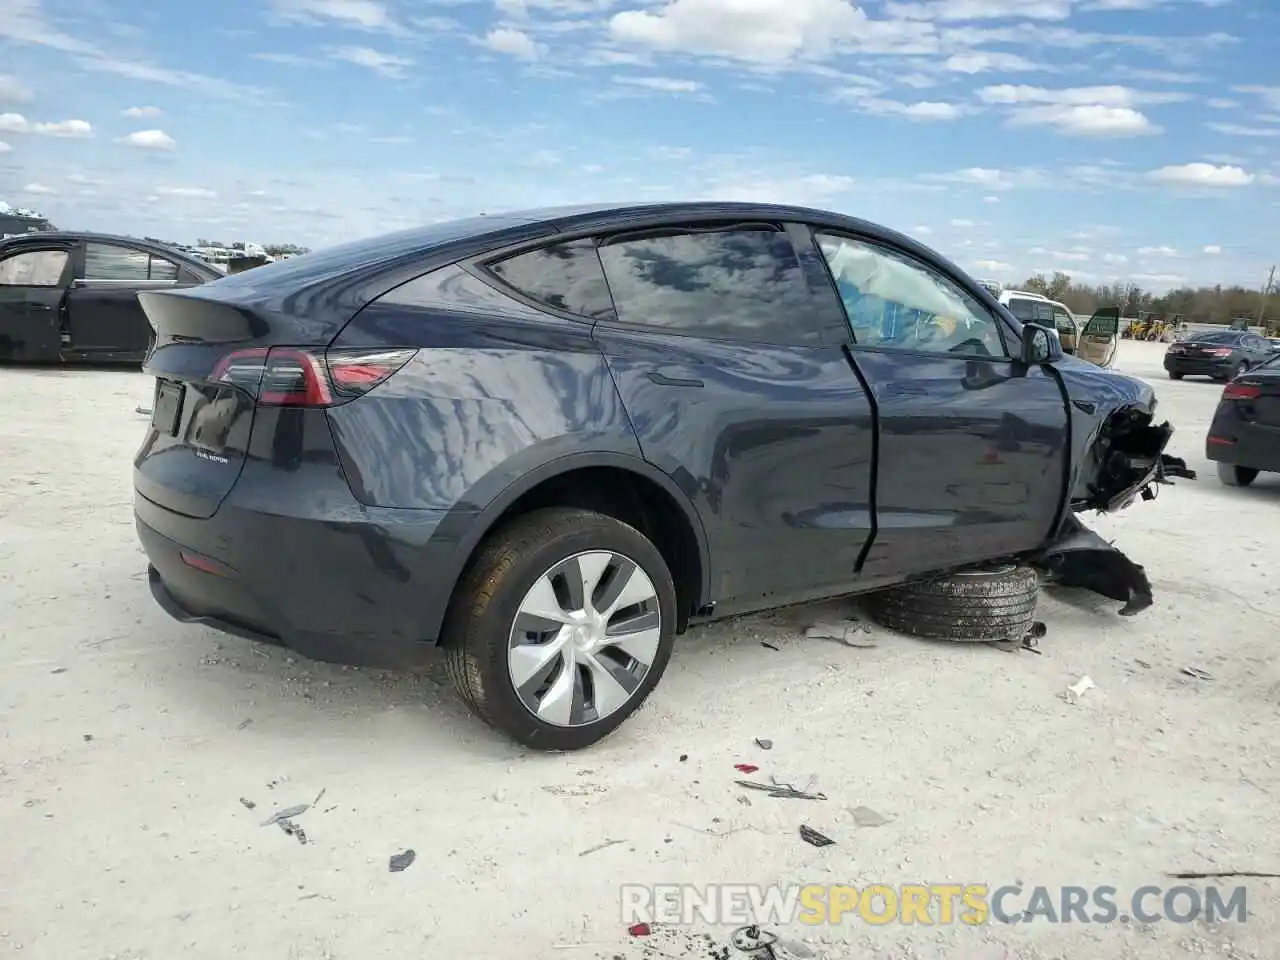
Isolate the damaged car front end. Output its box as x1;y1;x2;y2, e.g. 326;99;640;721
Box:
1031;362;1196;615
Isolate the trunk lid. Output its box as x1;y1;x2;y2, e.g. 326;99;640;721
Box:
133;286;342;519
1228;363;1280;427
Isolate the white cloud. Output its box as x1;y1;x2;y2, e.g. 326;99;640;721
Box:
886;0;1072;20
973;258;1013;272
0;74;33;103
1207;98;1238;109
608;0;936;65
1102;253;1128;264
328;46;412;77
898;100;963;120
269;0;399;31
0;140;8;153
978;84;1166;136
33;118;91;137
1149;162;1254;187
1203;245;1221;254
1233;85;1280;110
121;129;177;150
838;93;964;120
944;51;1042;74
950;218;975;227
156;186;216;198
1011;104;1157;136
650;145;692;159
22;182;55;194
0;112;28;133
914;225;933;234
1207;122;1280;138
983;195;999;203
483;27;541;60
1137;245;1178;256
614;75;703;93
122;106;162;118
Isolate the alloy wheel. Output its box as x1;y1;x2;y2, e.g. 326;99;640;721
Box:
507;550;661;727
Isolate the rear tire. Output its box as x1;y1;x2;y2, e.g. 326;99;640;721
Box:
1217;462;1260;488
863;565;1039;642
442;507;677;751
1168;371;1184;380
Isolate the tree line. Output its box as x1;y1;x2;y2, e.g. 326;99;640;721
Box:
1016;272;1277;329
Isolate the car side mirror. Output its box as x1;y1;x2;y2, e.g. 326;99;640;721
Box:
1020;323;1060;365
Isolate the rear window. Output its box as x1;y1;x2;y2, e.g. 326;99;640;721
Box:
485;239;614;319
596;226;818;344
1007;297;1052;324
1190;330;1241;344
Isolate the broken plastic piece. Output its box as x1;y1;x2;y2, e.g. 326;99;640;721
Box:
805;620;877;648
799;825;835;847
850;805;891;827
1064;675;1096;703
261;804;309;826
1032;513;1154;615
389;849;416;872
1182;667;1214;681
628;922;652;937
755;738;773;750
734;763;760;774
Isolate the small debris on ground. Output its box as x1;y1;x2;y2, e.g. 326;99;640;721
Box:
627;922;652;937
754;738;773;750
312;787;327;806
734;763;760;774
389;849;416;872
135;405;153;416
850;805;891;827
261;804;309;826
679;754;689;762
761;641;780;651
278;819;308;844
731;925;778;953
235;718;253;730
579;838;626;857
50;667;67;674
1182;666;1214;681
736;775;826;801
1169;870;1280;880
82;734;93;742
798;825;835;847
1062;675;1096;703
805;619;878;648
239;797;257;811
1135;659;1152;669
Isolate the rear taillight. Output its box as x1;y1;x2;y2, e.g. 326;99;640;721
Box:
1223;382;1261;401
1205;347;1233;357
210;346;416;407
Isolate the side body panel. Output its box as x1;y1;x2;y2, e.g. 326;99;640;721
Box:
593;326;876;609
848;350;1070;579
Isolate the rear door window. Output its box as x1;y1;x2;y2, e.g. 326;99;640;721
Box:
85;243;151;280
484;239;614;319
0;249;69;286
595;225;818;344
1050;307;1075;335
148;256;180;281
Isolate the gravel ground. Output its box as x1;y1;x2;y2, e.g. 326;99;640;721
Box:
1;340;1277;960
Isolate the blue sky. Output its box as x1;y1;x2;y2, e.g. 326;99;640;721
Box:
1;0;1277;290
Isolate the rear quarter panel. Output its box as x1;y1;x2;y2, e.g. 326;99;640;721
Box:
326;264;641;512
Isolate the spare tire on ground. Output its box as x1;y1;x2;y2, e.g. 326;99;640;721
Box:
862;564;1039;642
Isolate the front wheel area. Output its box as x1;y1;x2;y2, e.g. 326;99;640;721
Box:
442;507;677;751
1217;462;1260;488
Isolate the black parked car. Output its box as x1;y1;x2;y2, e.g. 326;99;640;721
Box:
1206;355;1280;487
0;231;221;363
1163;328;1274;381
134;202;1191;750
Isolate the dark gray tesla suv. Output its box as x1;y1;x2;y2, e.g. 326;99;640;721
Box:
134;201;1190;750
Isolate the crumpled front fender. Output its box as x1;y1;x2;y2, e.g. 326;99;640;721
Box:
1076;408;1197;513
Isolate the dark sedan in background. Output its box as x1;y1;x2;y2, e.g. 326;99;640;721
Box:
0;231;222;363
1163;328;1274;381
1206;355;1280;487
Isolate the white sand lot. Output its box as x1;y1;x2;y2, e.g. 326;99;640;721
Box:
1;340;1277;960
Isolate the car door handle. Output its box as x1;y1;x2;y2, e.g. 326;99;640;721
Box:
647;371;704;388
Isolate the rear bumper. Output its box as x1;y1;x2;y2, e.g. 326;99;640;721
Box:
1164;355;1234;376
136;481;468;669
1206;425;1280;473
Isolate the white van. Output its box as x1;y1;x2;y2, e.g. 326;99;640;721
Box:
985;285;1118;368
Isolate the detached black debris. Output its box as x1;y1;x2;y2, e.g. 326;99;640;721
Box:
1032;514;1154;616
389;849;416;872
799;825;835;848
261;804;309;826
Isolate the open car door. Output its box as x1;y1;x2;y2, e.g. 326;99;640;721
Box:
0;244;74;362
1077;306;1120;368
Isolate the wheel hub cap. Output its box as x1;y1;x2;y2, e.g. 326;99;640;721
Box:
507;550;662;729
